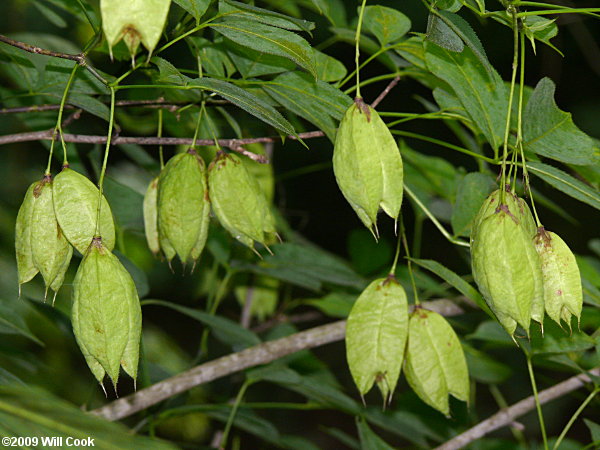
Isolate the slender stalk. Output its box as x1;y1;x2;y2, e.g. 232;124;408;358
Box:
526;356;549;450
94;87;116;238
489;384;528;447
517;8;600;18
552;388;599;450
157;109;164;169
220;380;253;449
55;64;80;165
190;102;206;148
400;218;419;305
389;235;402;276
404;185;470;248
354;0;369;99
500;6;520;205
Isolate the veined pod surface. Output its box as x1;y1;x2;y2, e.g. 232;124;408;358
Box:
101;0;172;57
30;176;73;298
157;150;210;264
208;152;276;250
534;228;583;329
404;308;469;417
471;204;540;336
345;275;408;402
15;183;38;289
143;177;160;255
333;97;403;237
72;238;142;385
53;167;115;255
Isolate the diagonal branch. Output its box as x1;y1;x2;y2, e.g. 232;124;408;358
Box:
435;367;600;450
0;34;108;85
91;299;464;421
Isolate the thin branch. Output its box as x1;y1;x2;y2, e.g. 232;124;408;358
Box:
435;368;600;450
0;99;230;115
0;130;329;163
370;75;401;109
91;298;463;421
0;34;108;85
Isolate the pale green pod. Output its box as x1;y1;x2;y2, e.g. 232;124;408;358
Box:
143;177;160;255
15;183;39;289
404;308;469;417
30;176;73;297
345;276;408;403
534;229;583;329
101;0;172;56
333;98;403;237
53;167;116;255
471;207;537;336
72;239;141;386
157;150;209;264
208;152;276;250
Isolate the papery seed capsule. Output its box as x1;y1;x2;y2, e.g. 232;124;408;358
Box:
15;183;39;291
404;308;469;417
72;238;141;386
534;228;583;329
333;97;403;237
157;150;210;264
143;177;160;255
345;275;408;403
471;203;540;336
30;176;72;299
53;167;116;254
208;152;276;251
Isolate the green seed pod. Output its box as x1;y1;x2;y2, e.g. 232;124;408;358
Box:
534;228;583;329
333;97;403;237
101;0;172;57
53;167;116;255
404;308;469;417
30;176;73;299
208;152;276;251
471;203;542;336
157;150;210;264
143;177;160;255
72;238;142;386
345;276;408;403
15;182;39;291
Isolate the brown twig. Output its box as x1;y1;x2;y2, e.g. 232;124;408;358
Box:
0;34;108;85
371;76;401;109
90;298;463;421
435;368;600;450
0;130;329;163
0;99;230;115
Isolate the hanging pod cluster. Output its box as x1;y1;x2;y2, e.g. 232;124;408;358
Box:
333;97;404;237
143;150;276;264
15;166;141;388
345;276;469;415
471;189;582;337
15;175;72;301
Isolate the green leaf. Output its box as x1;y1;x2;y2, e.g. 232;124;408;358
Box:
426;12;463;52
210;18;317;77
173;0;210;23
313;49;347;82
102;176;144;231
220;0;315;33
584;419;600;445
410;258;492;317
329;27;401;72
523;16;559;53
33;1;68;28
263;72;352;141
425;42;507;150
436;0;463;12
0;300;43;346
235;242;365;291
304;292;355;318
356;418;395;450
467;320;515;346
189;77;297;136
225;39;295;78
530;320;595;355
345;277;408;400
451;172;496;237
143;300;260;347
67;93;110;121
0;385;176;448
151;56;187;85
527;161;600;211
463;343;512;384
363;6;411;47
188;37;237;79
524;78;597;165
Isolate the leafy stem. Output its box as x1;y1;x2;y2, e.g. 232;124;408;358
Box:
552;387;600;450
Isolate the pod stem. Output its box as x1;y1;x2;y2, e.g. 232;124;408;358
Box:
94;86;116;238
158;108;164;169
46;64;79;172
400;216;420;306
526;355;549;449
354;0;368;99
